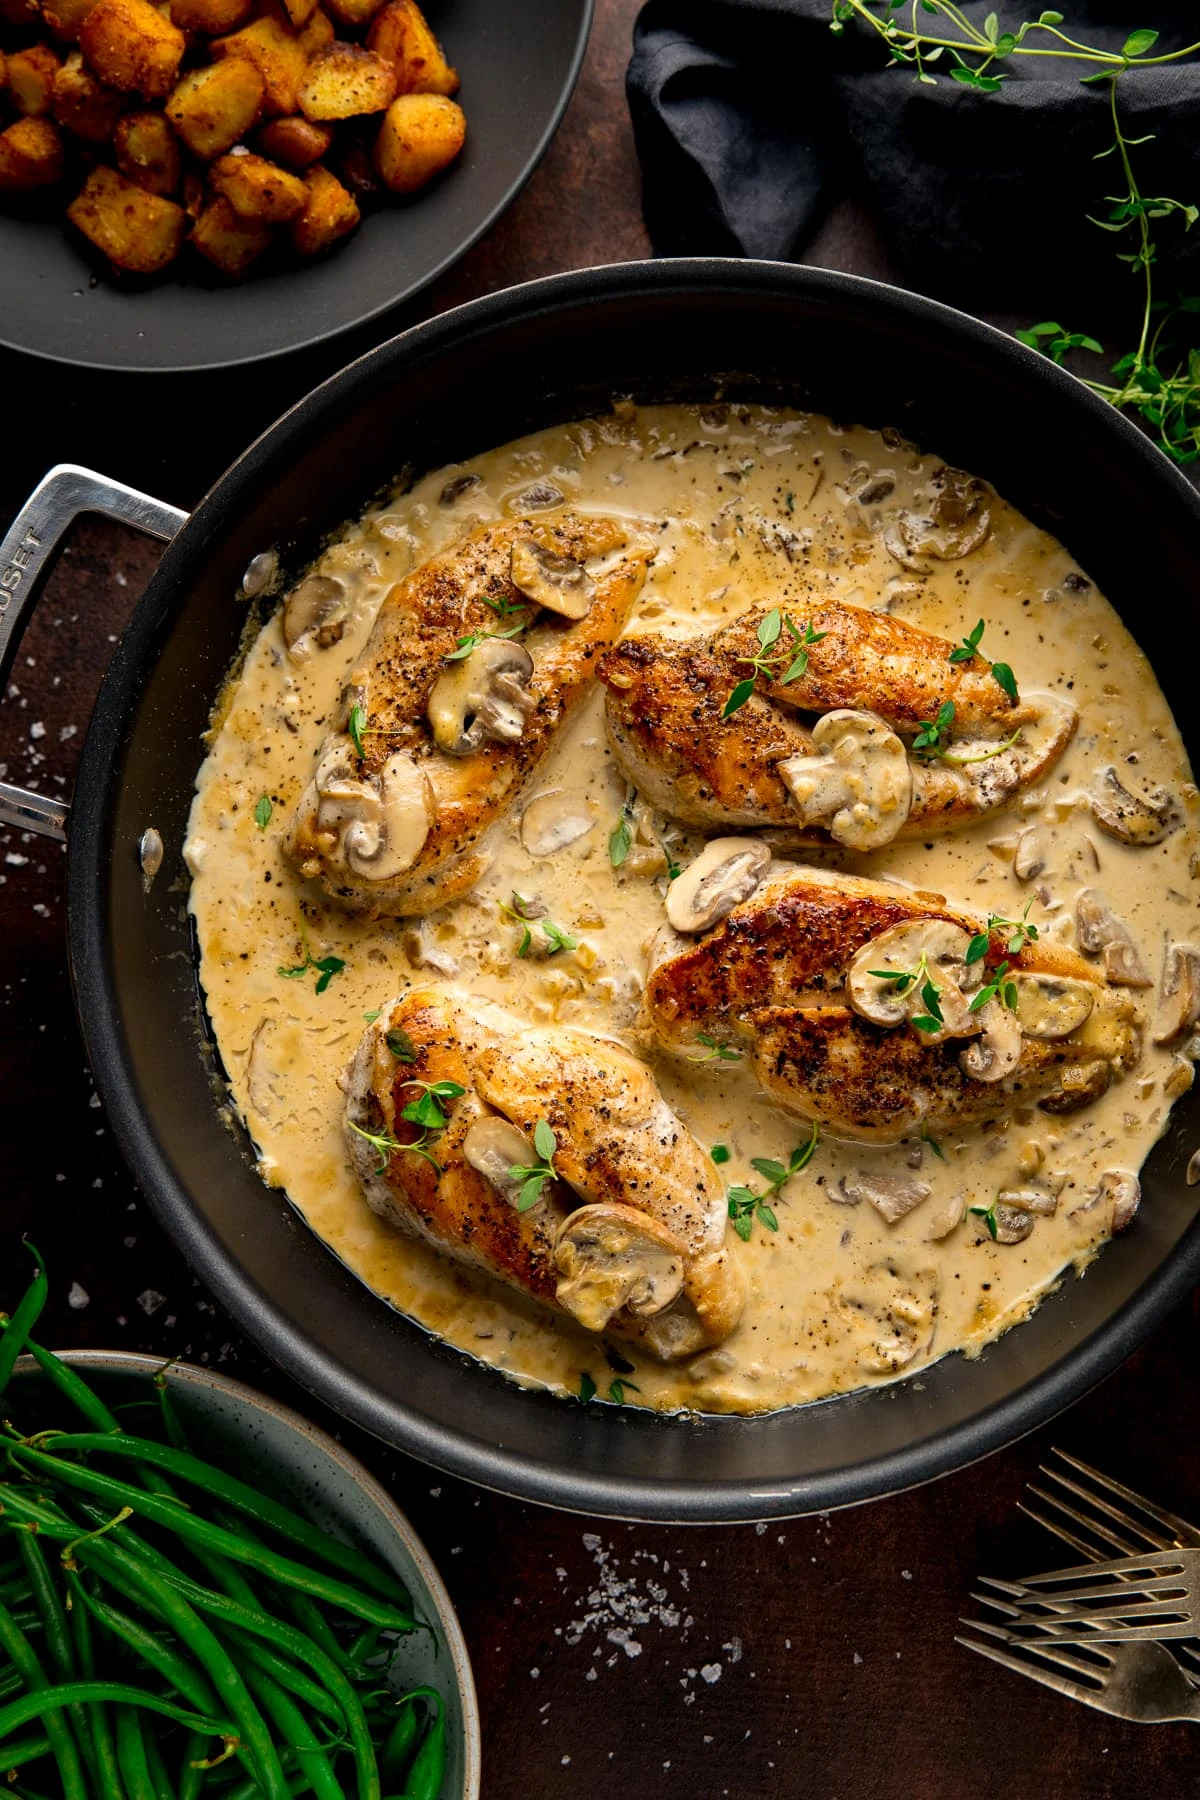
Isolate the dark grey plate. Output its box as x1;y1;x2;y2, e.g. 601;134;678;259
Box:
0;0;592;373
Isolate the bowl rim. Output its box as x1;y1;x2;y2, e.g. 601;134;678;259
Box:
65;256;1200;1521
11;1348;482;1799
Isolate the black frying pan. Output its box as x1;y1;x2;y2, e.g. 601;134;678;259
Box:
3;260;1199;1521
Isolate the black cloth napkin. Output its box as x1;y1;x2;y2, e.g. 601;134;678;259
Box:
627;1;1200;317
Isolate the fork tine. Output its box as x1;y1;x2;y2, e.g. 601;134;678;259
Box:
1025;1483;1142;1558
1049;1449;1199;1547
955;1633;1108;1707
1018;1499;1114;1563
1040;1466;1175;1554
1005;1585;1186;1615
960;1617;1114;1677
1017;1553;1187;1588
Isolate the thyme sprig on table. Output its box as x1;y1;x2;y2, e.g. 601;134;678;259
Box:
830;3;1200;462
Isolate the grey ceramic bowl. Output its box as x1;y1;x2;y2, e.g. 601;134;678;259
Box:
9;1351;481;1799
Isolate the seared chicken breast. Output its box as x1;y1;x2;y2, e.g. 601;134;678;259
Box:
288;513;649;915
645;863;1139;1142
599;599;1076;850
344;987;744;1359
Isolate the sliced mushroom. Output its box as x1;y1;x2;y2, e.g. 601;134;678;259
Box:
666;837;771;934
427;638;536;756
1075;889;1152;987
312;745;432;882
846;918;979;1039
1038;1059;1112;1115
283;574;350;658
462;1116;539;1209
897;468;992;562
1154;944;1200;1046
992;1203;1035;1245
1073;1170;1140;1233
520;790;595;858
960;1000;1023;1083
1013;825;1048;883
510;538;596;621
778;710;913;851
1012;972;1095;1040
1090;766;1176;847
926;1192;965;1240
997;1185;1059;1217
439;473;480;506
553;1203;686;1331
837;1171;930;1223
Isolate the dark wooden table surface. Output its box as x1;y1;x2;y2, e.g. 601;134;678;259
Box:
3;4;1200;1795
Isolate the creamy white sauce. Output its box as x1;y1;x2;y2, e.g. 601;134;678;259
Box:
186;402;1200;1415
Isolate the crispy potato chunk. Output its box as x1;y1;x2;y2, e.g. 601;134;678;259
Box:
169;0;251;32
288;158;356;254
298;42;393;120
80;0;185;99
210;148;305;220
166;59;262;156
295;6;331;54
277;0;317;28
0;115;65;188
114;107;181;192
191;192;272;275
67;164;185;270
373;90;462;194
258;113;330;168
51;49;124;140
41;0;99;38
323;0;382;28
367;0;456;95
8;44;62;116
212;17;306;117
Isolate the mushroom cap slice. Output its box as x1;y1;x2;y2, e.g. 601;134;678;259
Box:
520;789;595;858
427;638;536;756
1154;944;1200;1046
838;1170;930;1223
846;918;977;1031
510;538;597;621
283;573;350;659
992;1203;1035;1245
777;710;913;851
1011;973;1095;1041
462;1116;538;1210
345;752;433;881
959;999;1023;1083
665;837;771;934
554;1203;687;1331
1090;766;1177;847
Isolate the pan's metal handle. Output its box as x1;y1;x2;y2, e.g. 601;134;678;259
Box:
0;465;188;841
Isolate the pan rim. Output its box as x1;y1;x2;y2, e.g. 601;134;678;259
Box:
64;257;1200;1520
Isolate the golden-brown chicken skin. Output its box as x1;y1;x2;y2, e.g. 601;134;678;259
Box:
343;986;744;1359
644;867;1139;1142
289;513;649;915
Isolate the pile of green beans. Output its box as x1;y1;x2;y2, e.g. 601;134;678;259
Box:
0;1252;448;1800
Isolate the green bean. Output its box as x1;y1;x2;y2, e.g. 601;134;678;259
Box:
400;1693;444;1800
116;1705;156;1799
0;1685;229;1741
379;1700;420;1788
67;1573;126;1800
241;1662;344;1800
72;1539;290;1800
0;1733;51;1772
10;1448;416;1631
43;1437;409;1601
178;1730;210;1800
0;1325;121;1433
277;1592;352;1675
217;1628;344;1727
0;1249;48;1392
0;1597;87;1800
142;1720;177;1800
16;1535;101;1788
76;1583;219;1718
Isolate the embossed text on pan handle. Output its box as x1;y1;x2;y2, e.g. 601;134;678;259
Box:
0;465;188;841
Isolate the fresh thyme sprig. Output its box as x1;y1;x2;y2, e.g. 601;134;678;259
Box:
966;900;1039;964
385;1026;419;1062
691;1031;743;1064
498;892;578;958
726;1125;820;1241
508;1119;559;1211
443;620;527;662
910;699;1020;765
723;609;828;719
969;961;1020;1014
609;787;637;867
867;951;945;1033
921;1123;948;1162
830;4;1200;462
350;1076;466;1176
970;1198;1001;1240
254;794;272;830
277;925;345;995
947;618;1019;704
578;1372;643;1405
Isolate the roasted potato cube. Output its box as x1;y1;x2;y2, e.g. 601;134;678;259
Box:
289;159;356;254
323;0;382;28
295;6;331;54
169;0;251;31
51;49;124;140
373;90;461;194
190;192;272;275
0;116;65;188
42;0;99;39
80;0;185;98
67;163;185;270
366;0;456;95
298;43;393;121
210;148;304;220
8;44;62;116
277;0;317;29
212;17;306;117
114;107;181;191
166;59;262;155
258;113;330;168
